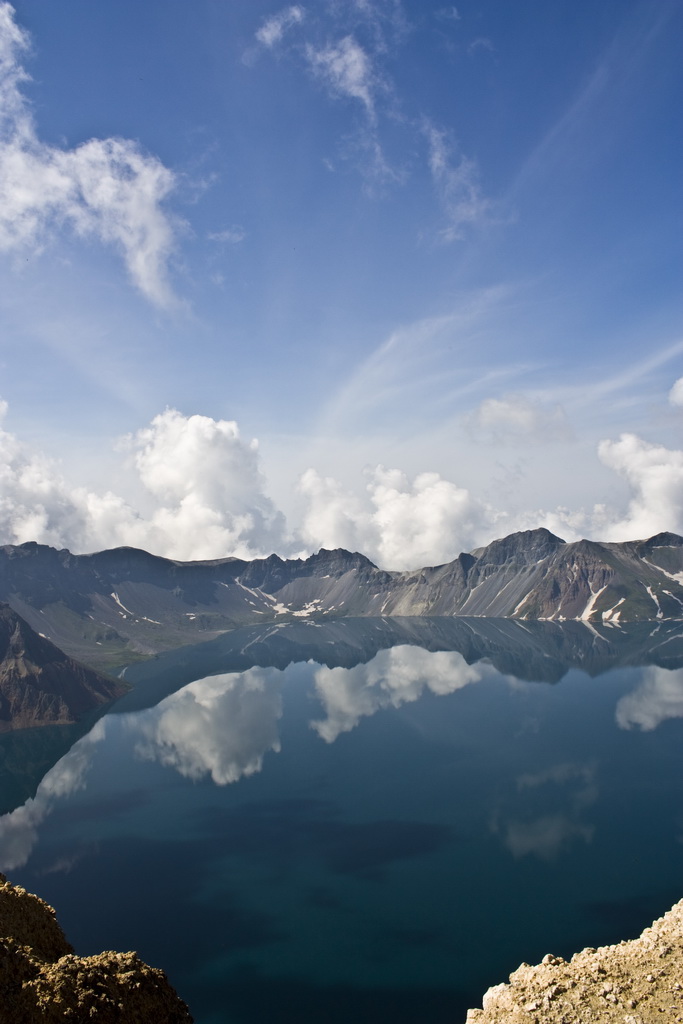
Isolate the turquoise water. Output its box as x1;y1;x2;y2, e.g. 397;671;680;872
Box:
1;621;683;1023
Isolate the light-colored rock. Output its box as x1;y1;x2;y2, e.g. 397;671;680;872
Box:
467;899;683;1023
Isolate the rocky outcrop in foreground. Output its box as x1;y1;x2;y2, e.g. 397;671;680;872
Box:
467;900;683;1023
0;873;192;1023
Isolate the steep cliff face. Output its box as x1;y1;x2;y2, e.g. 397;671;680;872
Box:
0;604;127;731
384;530;683;622
510;534;683;623
0;873;192;1023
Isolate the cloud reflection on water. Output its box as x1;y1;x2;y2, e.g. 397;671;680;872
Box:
0;720;105;871
615;666;683;731
0;646;487;869
130;668;283;785
491;760;598;861
501;814;595;860
3;640;670;874
310;645;485;742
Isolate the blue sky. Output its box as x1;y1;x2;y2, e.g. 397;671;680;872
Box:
0;0;681;567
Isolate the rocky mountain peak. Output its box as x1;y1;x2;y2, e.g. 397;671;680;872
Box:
307;548;378;572
473;528;566;567
638;531;683;551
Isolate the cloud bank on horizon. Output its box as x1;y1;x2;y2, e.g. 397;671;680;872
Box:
0;1;681;569
2;399;683;569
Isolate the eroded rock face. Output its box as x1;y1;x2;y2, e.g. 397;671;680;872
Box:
0;873;192;1023
0;604;128;731
467;899;683;1023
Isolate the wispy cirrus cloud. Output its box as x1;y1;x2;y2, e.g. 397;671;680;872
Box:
435;6;461;22
467;36;494;56
0;2;179;307
304;32;403;189
305;35;380;122
319;286;516;434
251;0;491;231
467;394;572;444
508;3;678;202
209;225;246;244
255;4;305;49
423;122;491;240
346;0;409;53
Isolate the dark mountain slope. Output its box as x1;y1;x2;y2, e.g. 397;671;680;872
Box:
1;529;683;671
0;604;127;730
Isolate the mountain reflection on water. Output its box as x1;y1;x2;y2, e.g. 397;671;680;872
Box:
1;617;683;1024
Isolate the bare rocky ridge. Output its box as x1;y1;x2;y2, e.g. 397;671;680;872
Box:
466;899;683;1023
2;529;683;671
0;873;192;1023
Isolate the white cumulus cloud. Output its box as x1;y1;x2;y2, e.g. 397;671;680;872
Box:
0;404;288;560
0;2;178;306
669;377;683;406
368;466;484;566
597;433;683;540
1;398;683;567
300;464;485;569
298;467;371;554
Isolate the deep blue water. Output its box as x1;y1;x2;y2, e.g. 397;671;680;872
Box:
1;622;683;1023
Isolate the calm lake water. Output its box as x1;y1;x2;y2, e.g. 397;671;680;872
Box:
1;618;683;1024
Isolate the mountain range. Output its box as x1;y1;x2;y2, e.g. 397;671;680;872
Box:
1;527;683;672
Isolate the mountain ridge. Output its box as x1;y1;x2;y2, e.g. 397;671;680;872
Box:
2;528;683;670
